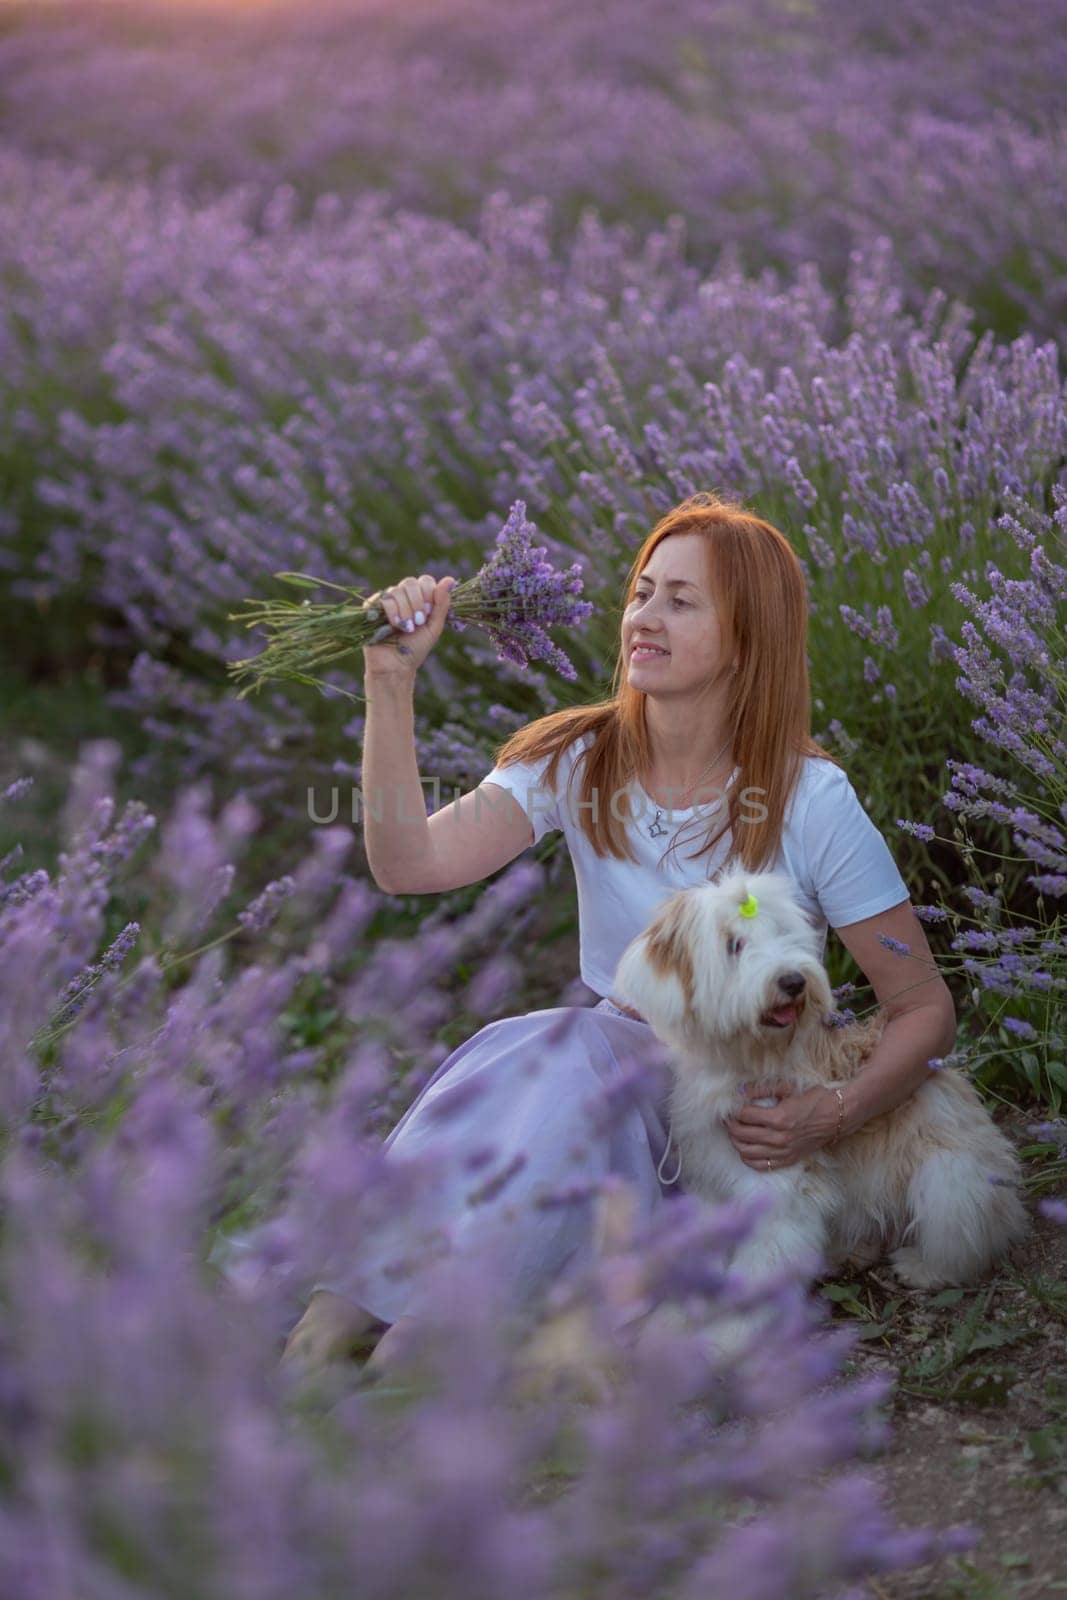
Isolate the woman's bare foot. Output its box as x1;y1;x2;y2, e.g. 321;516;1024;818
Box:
281;1291;386;1374
356;1313;419;1385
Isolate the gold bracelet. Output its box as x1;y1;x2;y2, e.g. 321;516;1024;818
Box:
827;1086;846;1148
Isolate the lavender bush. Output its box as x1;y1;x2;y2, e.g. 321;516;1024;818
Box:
888;486;1067;1150
3;159;1064;855
0;747;979;1597
1;0;1066;346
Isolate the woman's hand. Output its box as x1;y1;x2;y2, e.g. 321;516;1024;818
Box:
723;1082;841;1169
363;572;457;680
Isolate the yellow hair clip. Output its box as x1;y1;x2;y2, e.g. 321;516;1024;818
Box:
738;893;759;918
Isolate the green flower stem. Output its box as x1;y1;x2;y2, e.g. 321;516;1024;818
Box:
224;567;552;700
31;924;253;1053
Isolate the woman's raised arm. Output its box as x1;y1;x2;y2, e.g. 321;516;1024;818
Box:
360;573;534;894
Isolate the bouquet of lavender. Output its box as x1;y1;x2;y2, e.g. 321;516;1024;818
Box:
226;502;593;701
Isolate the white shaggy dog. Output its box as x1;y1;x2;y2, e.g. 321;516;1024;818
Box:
613;869;1030;1300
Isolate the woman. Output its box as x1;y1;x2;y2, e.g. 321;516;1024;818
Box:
282;494;956;1376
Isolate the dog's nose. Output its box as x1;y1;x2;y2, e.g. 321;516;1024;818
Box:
777;971;807;997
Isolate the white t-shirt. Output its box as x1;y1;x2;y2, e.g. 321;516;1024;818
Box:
481;732;910;998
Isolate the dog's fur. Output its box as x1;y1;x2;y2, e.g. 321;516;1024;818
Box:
613;869;1030;1297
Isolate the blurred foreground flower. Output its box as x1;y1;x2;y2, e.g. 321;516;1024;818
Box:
0;747;981;1597
226;500;592;701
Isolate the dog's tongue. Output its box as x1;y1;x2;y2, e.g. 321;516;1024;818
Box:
768;1003;798;1026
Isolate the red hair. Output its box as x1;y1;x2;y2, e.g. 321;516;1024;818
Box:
490;492;841;869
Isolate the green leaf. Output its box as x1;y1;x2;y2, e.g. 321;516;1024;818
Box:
951;1365;1015;1405
819;1282;862;1302
1023;1424;1067;1464
929;1288;966;1307
1020;1050;1043;1094
966;1323;1032;1353
273;570;363;596
842;1298;868;1317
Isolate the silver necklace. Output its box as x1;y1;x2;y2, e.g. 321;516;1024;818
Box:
643;737;731;839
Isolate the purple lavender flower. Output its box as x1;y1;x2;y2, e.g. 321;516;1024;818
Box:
896;819;935;841
469;500;594;680
236;876;296;934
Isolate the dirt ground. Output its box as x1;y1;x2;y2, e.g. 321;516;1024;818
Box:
837;1108;1067;1600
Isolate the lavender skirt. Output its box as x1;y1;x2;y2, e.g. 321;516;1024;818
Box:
315;998;684;1327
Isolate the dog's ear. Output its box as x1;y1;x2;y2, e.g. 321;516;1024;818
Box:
614;893;697;1036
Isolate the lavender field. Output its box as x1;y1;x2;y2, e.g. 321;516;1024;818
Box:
1;1;1066;1595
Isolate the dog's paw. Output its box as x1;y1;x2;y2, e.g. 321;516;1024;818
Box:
887;1245;957;1291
